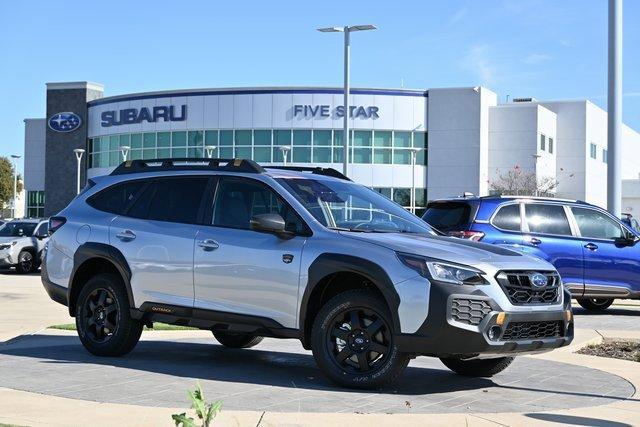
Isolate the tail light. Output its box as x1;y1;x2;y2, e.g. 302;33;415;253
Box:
48;216;67;235
448;230;485;242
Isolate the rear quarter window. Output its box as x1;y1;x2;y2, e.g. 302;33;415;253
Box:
491;204;522;231
87;179;147;215
422;202;478;231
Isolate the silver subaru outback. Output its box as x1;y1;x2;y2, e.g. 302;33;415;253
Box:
42;158;573;389
0;219;49;273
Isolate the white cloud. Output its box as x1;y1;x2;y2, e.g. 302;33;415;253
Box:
522;53;552;65
463;44;495;84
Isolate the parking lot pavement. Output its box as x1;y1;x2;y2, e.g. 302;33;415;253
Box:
572;300;640;331
0;330;634;415
0;269;68;343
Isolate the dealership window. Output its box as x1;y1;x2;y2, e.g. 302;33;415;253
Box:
548;137;554;154
602;149;608;164
540;134;546;151
26;190;45;218
590;143;597;159
87;128;429;168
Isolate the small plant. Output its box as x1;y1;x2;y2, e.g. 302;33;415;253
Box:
172;382;222;427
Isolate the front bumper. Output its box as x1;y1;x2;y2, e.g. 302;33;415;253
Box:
395;280;573;357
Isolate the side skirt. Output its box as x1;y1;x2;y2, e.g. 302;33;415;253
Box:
133;303;300;339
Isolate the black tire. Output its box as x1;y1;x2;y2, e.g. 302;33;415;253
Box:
75;273;143;357
213;331;264;348
15;250;35;274
311;289;410;389
576;298;614;311
440;356;514;377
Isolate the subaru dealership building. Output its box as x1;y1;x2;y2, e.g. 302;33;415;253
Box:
23;81;640;217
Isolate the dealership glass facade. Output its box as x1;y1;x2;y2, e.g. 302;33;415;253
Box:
26;190;45;218
88;129;428;168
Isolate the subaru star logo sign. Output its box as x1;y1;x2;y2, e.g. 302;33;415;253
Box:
48;112;82;133
530;273;548;288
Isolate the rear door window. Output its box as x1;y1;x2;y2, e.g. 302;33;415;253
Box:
491;204;522;231
524;204;572;236
87;180;147;214
127;176;210;224
422;202;477;231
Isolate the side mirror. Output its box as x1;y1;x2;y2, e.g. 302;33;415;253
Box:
250;214;292;238
35;233;48;240
614;236;636;247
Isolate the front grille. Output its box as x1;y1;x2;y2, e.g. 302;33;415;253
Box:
501;320;563;341
496;271;560;305
451;298;492;326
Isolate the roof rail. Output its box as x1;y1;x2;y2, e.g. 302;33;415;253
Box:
264;166;351;181
110;158;264;175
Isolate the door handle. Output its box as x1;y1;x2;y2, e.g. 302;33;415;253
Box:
529;237;542;246
197;239;219;251
584;243;598;251
115;229;136;241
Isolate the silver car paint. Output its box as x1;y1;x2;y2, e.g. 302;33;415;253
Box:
0;220;49;268
46;168;563;335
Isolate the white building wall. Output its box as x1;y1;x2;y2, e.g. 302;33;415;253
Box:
23;119;46;192
426;87;497;199
488;103;557;191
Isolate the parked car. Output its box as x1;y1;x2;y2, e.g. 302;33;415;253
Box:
621;213;640;233
423;196;640;311
0;219;49;273
42;159;572;389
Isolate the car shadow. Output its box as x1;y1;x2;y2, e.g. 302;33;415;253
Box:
0;268;41;277
526;413;633;427
572;307;640;317
0;334;496;396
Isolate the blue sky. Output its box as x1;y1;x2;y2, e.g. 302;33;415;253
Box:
1;0;638;174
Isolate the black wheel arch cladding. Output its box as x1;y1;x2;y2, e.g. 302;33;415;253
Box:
299;253;401;348
68;242;135;316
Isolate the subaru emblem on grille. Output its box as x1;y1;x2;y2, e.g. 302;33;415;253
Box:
530;273;548;288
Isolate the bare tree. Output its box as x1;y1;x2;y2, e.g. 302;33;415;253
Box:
489;165;561;197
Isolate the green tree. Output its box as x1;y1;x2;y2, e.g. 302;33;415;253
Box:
0;157;23;208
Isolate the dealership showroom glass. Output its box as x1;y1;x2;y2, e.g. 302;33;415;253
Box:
23;82;640;218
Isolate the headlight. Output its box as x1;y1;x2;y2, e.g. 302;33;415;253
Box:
396;252;488;285
0;242;16;250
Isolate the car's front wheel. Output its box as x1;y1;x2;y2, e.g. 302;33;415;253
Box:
440;356;514;377
15;250;35;274
75;273;143;357
576;298;614;311
213;331;263;348
311;289;410;389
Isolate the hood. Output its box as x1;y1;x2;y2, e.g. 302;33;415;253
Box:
0;236;22;245
340;232;554;271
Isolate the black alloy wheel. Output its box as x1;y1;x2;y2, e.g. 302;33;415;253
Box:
326;307;391;375
80;288;119;344
16;250;34;274
576;297;614;311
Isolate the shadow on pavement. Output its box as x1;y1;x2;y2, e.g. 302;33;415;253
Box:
572;307;640;317
0;334;497;396
526;413;633;427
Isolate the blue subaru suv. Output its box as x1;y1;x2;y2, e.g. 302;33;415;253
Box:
423;196;640;311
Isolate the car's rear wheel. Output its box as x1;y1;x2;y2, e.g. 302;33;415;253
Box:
75;273;143;357
576;298;614;311
311;289;409;389
15;250;35;274
213;331;263;348
440;356;514;377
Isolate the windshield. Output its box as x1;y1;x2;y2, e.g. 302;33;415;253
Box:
0;222;37;237
277;177;435;235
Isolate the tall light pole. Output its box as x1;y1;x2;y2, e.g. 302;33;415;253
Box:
205;145;217;159
279;146;291;165
120;145;130;162
73;149;85;195
317;24;377;177
409;148;421;214
607;0;622;215
10;155;20;218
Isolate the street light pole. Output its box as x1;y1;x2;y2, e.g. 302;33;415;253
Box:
10;154;20;218
409;148;420;214
73;149;85;195
318;24;377;177
120;145;130;162
205;145;217;159
607;0;622;215
279;146;291;165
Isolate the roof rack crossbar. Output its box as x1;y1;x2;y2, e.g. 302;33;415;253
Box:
264;166;350;181
110;158;264;175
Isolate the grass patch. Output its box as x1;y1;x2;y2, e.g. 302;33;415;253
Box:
49;323;197;331
578;339;640;363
